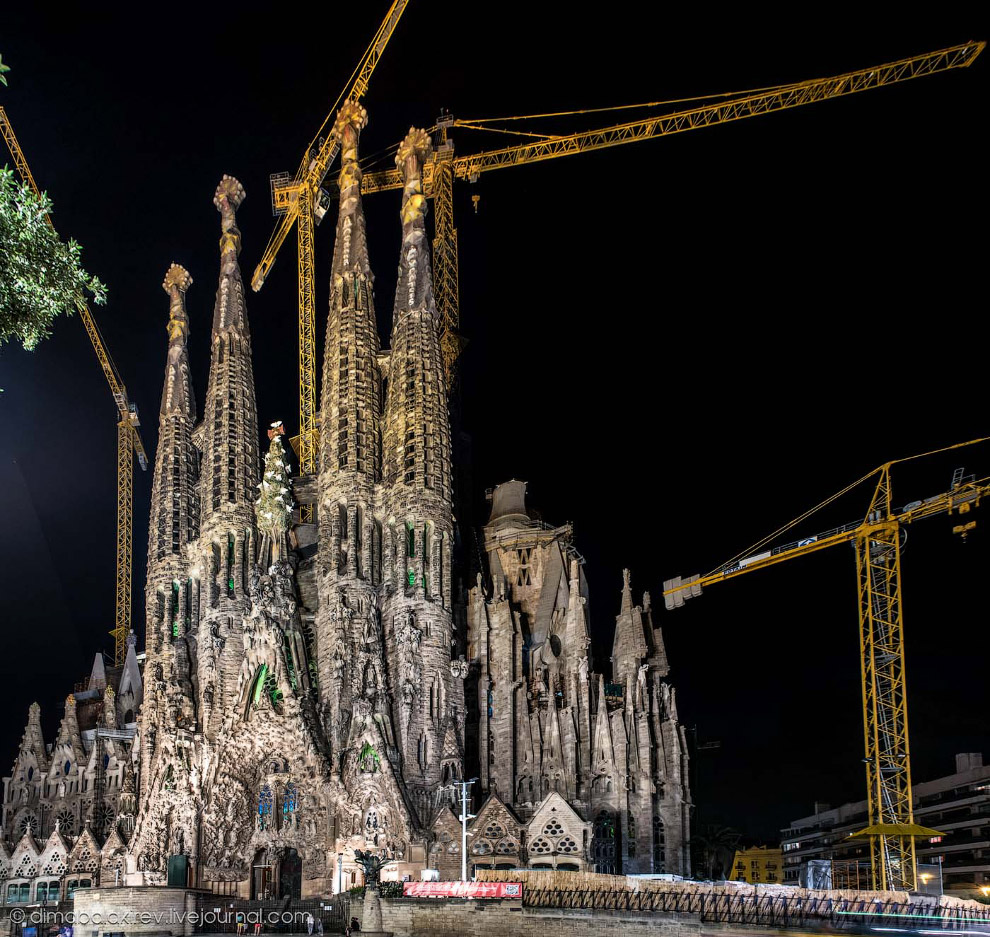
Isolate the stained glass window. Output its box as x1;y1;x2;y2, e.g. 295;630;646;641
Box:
258;785;274;831
282;782;299;827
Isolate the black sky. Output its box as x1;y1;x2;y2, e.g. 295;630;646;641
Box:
0;4;987;843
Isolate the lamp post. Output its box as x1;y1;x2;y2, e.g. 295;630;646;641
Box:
435;778;476;882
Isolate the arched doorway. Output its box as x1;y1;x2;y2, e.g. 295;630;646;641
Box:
592;810;619;874
251;849;274;900
279;848;302;899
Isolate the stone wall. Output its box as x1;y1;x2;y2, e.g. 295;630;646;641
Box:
354;897;714;937
72;886;204;937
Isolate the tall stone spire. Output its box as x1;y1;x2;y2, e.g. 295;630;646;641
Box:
146;264;200;656
197;176;259;735
382;128;457;816
315;101;386;745
200;175;259;532
611;569;651;689
318;100;381;507
147;264;199;577
382;128;452;509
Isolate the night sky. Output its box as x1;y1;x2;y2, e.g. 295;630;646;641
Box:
1;5;986;844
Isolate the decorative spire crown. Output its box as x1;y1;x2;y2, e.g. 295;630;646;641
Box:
162;263;192;342
214;175;246;256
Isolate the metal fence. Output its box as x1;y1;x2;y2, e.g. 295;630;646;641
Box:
192;895;351;934
521;888;990;929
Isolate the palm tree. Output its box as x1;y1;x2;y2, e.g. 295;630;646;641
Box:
693;825;741;881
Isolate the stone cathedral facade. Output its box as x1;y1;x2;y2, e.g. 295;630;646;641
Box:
1;101;690;902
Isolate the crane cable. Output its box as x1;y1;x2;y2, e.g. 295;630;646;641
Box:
709;436;990;576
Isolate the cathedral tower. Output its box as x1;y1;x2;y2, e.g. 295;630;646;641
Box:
315;101;392;763
142;263;198;784
382;128;459;817
197;176;260;735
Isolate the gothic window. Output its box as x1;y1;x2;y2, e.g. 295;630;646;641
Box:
558;836;579;855
14;853;37;877
355;506;364;578
516;548;532;586
543;819;565;838
171;580;180;638
652;816;666;871
592;811;618;875
17;813;38;839
282;782;299;828
258;785;274;831
55;809;75;836
406;522;415;558
496;838;518;855
627;811;637;858
242;532;251;593
372;520;383;584
338;505;348;571
484;821;506;840
42;852;66;876
471;840;492;855
210;544;220;607
423;525;431;597
529;836;552;856
226;533;235;597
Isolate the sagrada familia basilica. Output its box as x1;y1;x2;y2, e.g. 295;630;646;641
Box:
1;102;691;902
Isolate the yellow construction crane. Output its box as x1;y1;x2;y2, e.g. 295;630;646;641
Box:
343;40;985;383
662;437;990;892
1;106;148;668
250;0;410;519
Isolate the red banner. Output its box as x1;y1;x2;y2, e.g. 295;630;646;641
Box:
402;881;523;899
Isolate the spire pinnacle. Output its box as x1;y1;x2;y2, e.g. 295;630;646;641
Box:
214;175;246;258
328;101;372;278
397;127;432;228
162;263;193;344
158;264;195;418
393;127;434;314
334;99;368;193
621;568;633;612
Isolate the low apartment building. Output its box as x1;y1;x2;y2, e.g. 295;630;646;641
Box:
781;753;990;897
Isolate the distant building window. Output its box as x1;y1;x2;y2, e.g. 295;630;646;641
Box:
929;836;942;843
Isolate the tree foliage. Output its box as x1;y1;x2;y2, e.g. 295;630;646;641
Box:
0;167;106;350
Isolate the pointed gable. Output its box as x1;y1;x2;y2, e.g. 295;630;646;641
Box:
427;806;463;875
52;695;86;770
11;831;40;878
68;826;102;874
469;793;521;860
89;652;107;690
118;636;143;706
38;827;69;877
11;702;49;778
526;792;590;863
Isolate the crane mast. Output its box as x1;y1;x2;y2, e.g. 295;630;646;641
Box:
663;438;990;891
1;105;147;667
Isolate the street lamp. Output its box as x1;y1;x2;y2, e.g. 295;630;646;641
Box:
435;778;477;882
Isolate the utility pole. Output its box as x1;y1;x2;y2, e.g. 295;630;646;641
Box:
436;778;477;881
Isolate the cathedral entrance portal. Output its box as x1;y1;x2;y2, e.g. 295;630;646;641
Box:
279;848;302;899
252;850;274;900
